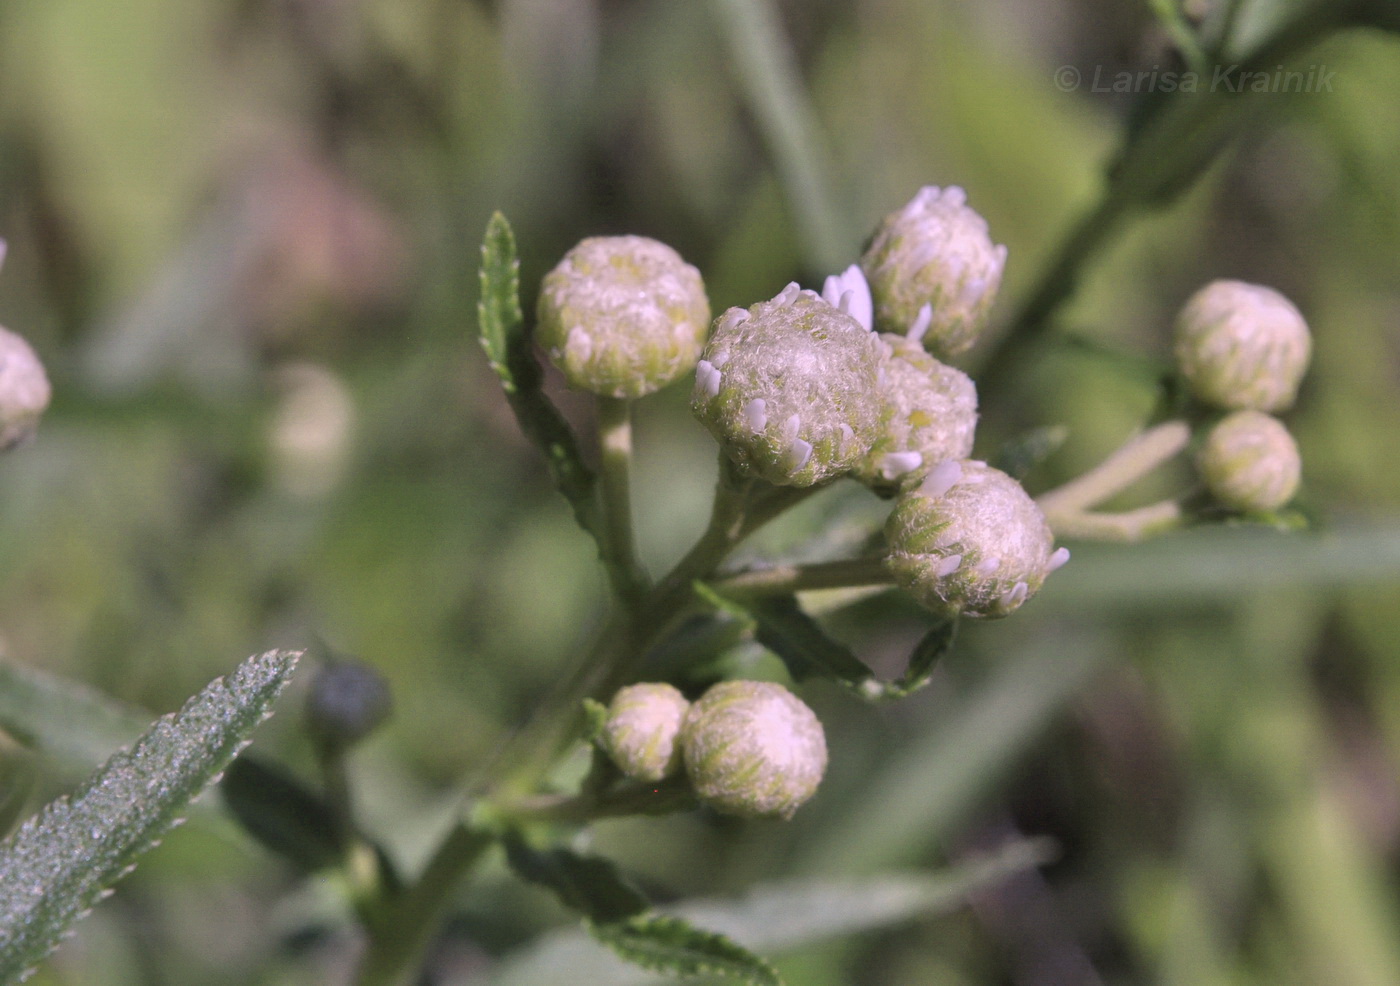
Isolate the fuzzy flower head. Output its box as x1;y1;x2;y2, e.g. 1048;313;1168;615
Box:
885;459;1067;619
860;186;1007;359
601;682;691;783
855;333;978;493
1174;280;1311;412
681;680;827;820
691;283;883;487
536;235;711;398
0;325;51;452
1197;410;1301;512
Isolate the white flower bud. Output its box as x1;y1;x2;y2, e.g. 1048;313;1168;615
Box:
1174;280;1311;412
601;683;691;783
855;333;977;492
885;459;1059;619
1196;410;1301;512
536;236;711;398
0;326;51;451
860;186;1007;358
691;285;883;486
681;680;827;820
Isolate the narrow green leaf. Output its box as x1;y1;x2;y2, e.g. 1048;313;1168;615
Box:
883;619;958;699
0;661;148;771
589;914;782;986
220;756;348;873
477;212;598;536
503;835;649;925
747;596;876;696
0;756;35;841
0;650;299;982
991;424;1070;481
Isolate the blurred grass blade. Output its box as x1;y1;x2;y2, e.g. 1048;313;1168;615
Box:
0;661;149;770
488;839;1052;986
0;650;298;982
477;211;599;536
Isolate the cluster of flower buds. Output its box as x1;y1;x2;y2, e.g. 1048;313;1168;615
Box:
0;242;51;452
1173;279;1311;513
599;680;827;820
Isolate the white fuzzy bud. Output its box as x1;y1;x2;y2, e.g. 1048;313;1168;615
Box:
681;680;827;820
1174;280;1311;412
1196;410;1301;512
0;326;51;451
885;459;1057;619
855;333;977;492
860;186;1007;358
691;287;882;486
601;683;691;782
536;236;711;398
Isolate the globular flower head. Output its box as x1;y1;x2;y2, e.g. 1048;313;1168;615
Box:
601;683;691;783
1174;280;1311;412
860;186;1007;359
1197;410;1301;512
0;326;51;451
536;235;711;398
691;283;883;487
681;680;827;820
854;333;978;493
885;459;1067;619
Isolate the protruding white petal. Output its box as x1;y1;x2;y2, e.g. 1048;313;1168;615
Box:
920;459;963;499
710;350;731;368
839;423;856;444
976;556;1000;576
879;451;923;480
935;553;962;577
774;281;802;307
821;265;873;331
781;413;802;444
788;438;813;471
743;398;767;434
565;326;592;362
907;303;934;343
695;359;722;398
1000;581;1029;609
1048;546;1071;572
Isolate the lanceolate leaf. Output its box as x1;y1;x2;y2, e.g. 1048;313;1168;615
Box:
884;618;957;699
503;835;649;925
220;756;349;874
0;661;148;771
477;212;598;536
590;914;782;986
0;650;299;983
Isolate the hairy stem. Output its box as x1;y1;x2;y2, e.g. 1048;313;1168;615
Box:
1046;500;1185;542
597;396;647;607
1036;420;1191;516
710;556;893;597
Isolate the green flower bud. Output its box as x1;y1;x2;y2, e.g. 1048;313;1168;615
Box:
1174;280;1311;412
537;236;711;398
601;683;691;783
860;186;1007;358
885;459;1067;619
0;326;51;451
855;333;978;492
691;284;883;486
681;680;827;820
1197;410;1301;512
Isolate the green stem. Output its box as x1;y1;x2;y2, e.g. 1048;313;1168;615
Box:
710;556;893;597
1047;500;1185;542
1035;420;1191;516
597;396;647;607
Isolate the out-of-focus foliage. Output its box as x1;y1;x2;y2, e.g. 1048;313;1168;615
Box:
2;0;1400;983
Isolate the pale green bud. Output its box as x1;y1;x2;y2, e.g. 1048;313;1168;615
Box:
1174;280;1311;412
885;459;1067;619
855;333;978;493
0;326;51;451
860;186;1007;359
1197;410;1301;512
691;284;882;487
537;236;711;398
601;683;691;783
681;680;827;820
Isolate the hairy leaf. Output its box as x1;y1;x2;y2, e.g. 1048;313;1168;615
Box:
477;211;597;535
590;914;781;986
747;595;875;694
883;618;957;699
503;835;649;925
0;650;299;982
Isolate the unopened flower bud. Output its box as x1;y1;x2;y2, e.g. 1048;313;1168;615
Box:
860;186;1007;358
855;333;977;492
0;326;51;451
601;683;690;783
1197;410;1301;512
691;284;882;486
536;236;711;398
306;659;392;748
885;459;1065;619
681;680;827;820
1174;280;1311;412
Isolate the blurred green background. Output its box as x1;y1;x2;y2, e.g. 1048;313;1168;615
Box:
4;0;1400;983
